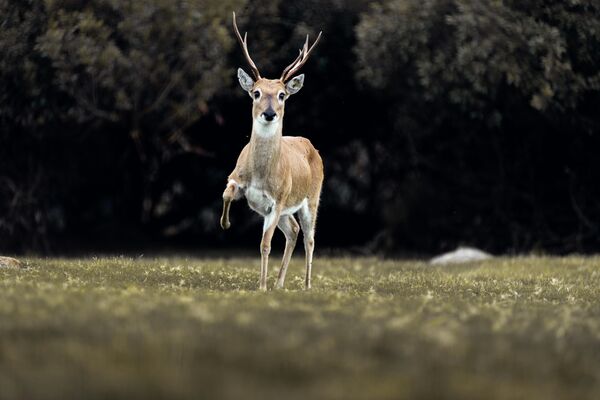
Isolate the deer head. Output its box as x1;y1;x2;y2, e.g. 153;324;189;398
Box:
233;12;321;129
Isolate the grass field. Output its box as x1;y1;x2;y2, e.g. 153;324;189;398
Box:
1;256;600;399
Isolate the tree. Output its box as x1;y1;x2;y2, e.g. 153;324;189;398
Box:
355;0;600;252
0;0;245;251
0;0;56;251
37;0;244;221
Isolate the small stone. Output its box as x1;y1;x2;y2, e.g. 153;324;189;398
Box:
0;257;22;268
430;247;493;265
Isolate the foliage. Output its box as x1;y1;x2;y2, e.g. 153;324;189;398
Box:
356;1;589;112
38;0;242;220
355;0;600;252
0;0;599;253
2;256;600;399
0;0;244;250
0;0;55;250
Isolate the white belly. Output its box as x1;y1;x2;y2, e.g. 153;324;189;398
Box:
244;184;306;218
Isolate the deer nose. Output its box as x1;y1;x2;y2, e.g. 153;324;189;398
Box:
262;109;277;121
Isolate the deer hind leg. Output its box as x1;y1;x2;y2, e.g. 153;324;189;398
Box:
220;180;240;230
275;215;300;289
259;208;282;291
298;201;318;290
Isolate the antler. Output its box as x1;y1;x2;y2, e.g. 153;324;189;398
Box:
280;31;322;82
232;12;261;80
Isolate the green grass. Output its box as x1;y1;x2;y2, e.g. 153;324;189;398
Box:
1;256;600;399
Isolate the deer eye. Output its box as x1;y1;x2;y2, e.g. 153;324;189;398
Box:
253;90;260;99
278;92;285;101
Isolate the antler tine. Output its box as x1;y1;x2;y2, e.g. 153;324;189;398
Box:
302;34;309;55
232;12;261;80
281;36;310;82
281;31;322;82
280;49;303;81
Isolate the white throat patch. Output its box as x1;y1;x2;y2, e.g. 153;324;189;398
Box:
253;118;280;138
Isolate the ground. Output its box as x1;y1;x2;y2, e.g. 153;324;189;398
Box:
1;256;600;399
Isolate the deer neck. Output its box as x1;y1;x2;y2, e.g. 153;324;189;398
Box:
249;118;283;183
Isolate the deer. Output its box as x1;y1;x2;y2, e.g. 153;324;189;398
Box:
220;12;324;291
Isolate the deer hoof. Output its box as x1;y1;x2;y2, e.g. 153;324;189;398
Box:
220;219;230;230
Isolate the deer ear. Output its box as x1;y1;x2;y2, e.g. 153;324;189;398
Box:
285;74;304;95
238;68;255;92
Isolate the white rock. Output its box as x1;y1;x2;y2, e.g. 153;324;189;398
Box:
429;246;493;265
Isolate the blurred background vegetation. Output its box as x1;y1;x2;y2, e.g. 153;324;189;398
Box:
1;0;599;255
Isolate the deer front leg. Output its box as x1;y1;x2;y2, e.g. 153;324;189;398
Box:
220;180;240;230
259;207;282;291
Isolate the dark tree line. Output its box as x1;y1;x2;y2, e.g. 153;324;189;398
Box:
1;0;599;254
